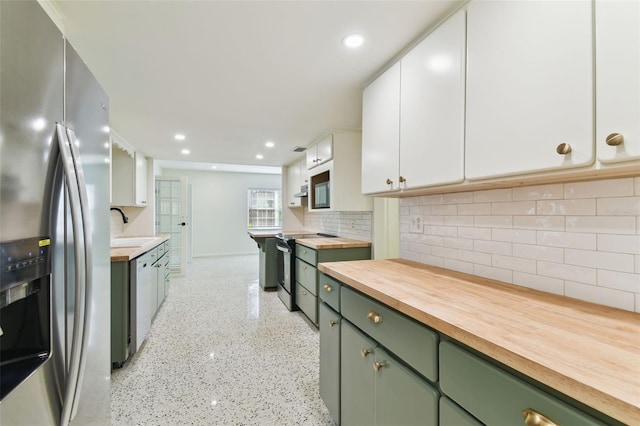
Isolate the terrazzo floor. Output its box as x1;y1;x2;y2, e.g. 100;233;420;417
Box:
111;254;334;425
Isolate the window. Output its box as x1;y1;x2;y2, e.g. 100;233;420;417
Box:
247;188;282;229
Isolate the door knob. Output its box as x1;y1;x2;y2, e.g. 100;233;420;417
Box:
386;178;393;186
177;222;186;226
367;311;383;324
399;176;406;183
605;133;624;146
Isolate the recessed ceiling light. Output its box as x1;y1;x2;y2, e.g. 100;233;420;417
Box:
265;141;275;148
211;165;217;169
175;133;186;141
342;33;364;48
256;154;264;160
181;149;190;155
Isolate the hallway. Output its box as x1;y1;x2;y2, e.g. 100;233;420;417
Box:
111;255;333;425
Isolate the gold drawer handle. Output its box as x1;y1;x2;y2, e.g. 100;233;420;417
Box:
360;348;372;358
522;409;558;426
556;143;571;155
373;361;386;372
606;132;624;146
329;320;337;327
367;311;383;324
323;284;333;292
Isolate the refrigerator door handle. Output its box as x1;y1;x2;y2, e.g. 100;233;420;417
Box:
54;123;88;426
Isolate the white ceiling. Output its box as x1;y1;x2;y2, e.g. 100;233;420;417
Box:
51;0;464;169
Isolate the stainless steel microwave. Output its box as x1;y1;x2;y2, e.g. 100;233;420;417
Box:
313;180;330;209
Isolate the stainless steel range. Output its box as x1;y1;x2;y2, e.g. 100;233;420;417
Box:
275;233;335;311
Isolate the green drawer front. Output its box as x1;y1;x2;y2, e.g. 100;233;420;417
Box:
440;397;483;426
318;273;341;311
295;259;317;295
296;244;317;265
341;286;438;382
295;282;317;324
319;303;341;424
439;341;604;426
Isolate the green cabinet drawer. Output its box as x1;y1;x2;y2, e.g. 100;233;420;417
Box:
296;244;317;265
440;397;482;426
295;282;317;324
318;273;341;311
341;286;438;382
439;341;605;426
295;258;317;295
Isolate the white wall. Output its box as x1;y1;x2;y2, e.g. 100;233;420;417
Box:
399;176;640;312
162;168;281;257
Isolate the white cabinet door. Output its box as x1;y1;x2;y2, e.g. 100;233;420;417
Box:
362;62;401;194
400;9;465;189
316;134;333;167
465;1;594;180
286;159;302;207
134;151;147;206
596;0;640;163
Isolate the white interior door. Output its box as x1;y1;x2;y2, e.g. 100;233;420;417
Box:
155;176;188;274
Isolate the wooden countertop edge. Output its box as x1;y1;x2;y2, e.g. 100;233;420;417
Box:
110;235;170;262
317;259;640;425
296;237;372;249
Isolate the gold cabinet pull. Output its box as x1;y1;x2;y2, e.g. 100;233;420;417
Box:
373;361;386;372
556;143;572;155
302;249;307;254
386;178;393;185
606;132;624;146
367;311;383;324
399;176;406;183
361;348;372;358
522;409;558;426
302;291;307;296
329;320;337;327
303;265;307;270
323;284;333;292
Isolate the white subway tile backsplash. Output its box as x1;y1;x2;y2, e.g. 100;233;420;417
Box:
399;177;640;311
443;191;473;204
536;231;596;250
513;272;564;295
536;199;596;216
538;261;597;285
564;178;634;199
492;254;536;274
473;264;513;283
512;215;565;231
565;281;635;311
565;249;635;273
492;229;536;244
596;197;640;217
597;269;640;293
597;234;640;254
473;188;512;203
491;201;536;215
513;243;563;262
566;216;636;235
512;184;564;201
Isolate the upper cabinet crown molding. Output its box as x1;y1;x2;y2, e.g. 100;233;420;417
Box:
111;130;135;157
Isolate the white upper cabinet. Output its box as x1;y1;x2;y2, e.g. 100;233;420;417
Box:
465;1;594;180
286;158;307;208
306;134;333;169
362;62;401;194
111;132;148;207
595;0;640;163
134;151;148;206
399;9;465;189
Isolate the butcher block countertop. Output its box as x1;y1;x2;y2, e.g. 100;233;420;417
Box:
317;258;640;425
296;237;372;250
110;235;170;262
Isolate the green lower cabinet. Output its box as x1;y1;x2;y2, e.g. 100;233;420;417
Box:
341;320;438;426
439;397;482;426
341;321;376;426
295;282;317;324
439;341;606;426
111;261;130;368
319;303;341;424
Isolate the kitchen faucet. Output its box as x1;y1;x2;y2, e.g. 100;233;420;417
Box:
110;207;129;223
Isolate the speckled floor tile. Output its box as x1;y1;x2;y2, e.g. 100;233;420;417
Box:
111;255;334;426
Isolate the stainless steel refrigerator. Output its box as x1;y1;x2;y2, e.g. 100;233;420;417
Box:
0;1;111;424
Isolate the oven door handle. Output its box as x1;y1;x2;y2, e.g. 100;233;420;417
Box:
276;244;291;254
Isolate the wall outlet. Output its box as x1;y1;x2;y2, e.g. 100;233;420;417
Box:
410;215;423;233
350;220;356;231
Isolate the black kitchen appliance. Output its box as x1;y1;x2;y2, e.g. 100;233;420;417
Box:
275;233;335;311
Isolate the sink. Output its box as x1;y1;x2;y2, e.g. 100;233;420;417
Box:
110;237;159;248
